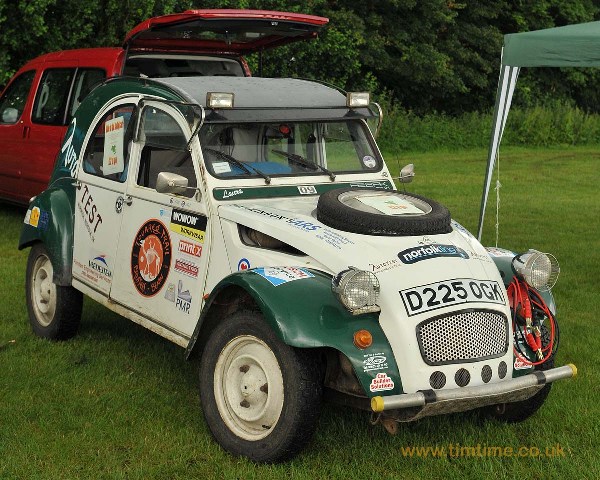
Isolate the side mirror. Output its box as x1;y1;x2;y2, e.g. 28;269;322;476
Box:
399;163;414;184
1;107;19;124
155;171;189;195
367;102;383;139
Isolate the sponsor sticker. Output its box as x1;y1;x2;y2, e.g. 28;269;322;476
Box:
77;185;103;242
102;116;125;175
362;155;377;169
297;185;317;195
24;207;41;228
238;258;250;271
213;162;231;174
253;267;314;286
222;188;243;199
368;258;400;273
176;280;192;314
369;372;395;392
170;209;207;243
357;194;423;216
485;247;515;258
174;258;199;278
398;244;469;264
131;219;171;297
315;228;354;250
164;283;176;302
363;353;388;372
400;278;505;316
89;255;112;278
178;240;202;258
451;220;475;239
61;119;78;177
514;355;533;370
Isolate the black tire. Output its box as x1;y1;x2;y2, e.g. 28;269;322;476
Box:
316;188;452;236
487;359;554;423
25;243;83;340
199;310;322;462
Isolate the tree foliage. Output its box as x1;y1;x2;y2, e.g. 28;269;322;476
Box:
1;0;599;114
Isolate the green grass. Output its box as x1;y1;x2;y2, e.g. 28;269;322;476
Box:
1;146;599;479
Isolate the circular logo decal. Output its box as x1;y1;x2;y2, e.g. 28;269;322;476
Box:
362;155;377;169
238;258;250;271
131;219;171;296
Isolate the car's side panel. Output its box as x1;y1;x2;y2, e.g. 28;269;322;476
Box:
187;269;403;397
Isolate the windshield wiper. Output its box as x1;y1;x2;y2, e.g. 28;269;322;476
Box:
271;149;336;181
204;148;271;184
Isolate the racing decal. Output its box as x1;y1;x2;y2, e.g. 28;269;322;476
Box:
178;240;202;258
77;185;103;241
363;353;388;373
369;372;395;392
73;252;112;289
174;259;199;278
514;355;533;370
400;278;505;316
348;181;392;190
170;209;207;243
235;206;321;232
368;258;400;273
24;207;39;227
297;185;317;195
61;119;78;177
131;219;171;297
451;220;475;239
398;244;469;264
485;247;515;258
222;188;243;199
315;228;354;250
176;280;192;314
238;258;250;271
362;155;377;169
253;267;314;286
164;283;176;302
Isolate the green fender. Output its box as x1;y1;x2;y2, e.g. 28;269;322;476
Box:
186;268;403;396
18;179;76;286
489;249;557;377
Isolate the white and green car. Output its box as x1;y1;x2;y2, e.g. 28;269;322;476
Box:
19;76;576;462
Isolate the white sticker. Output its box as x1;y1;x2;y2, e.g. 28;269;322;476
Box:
298;185;317;195
357;194;423;216
362;155;377;168
102;116;125;175
369;372;395;392
213;162;231;174
485;247;515;258
514;355;533;370
363;353;388;372
253;267;314;286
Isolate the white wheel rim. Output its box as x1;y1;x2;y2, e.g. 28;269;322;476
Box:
31;253;56;327
214;335;284;441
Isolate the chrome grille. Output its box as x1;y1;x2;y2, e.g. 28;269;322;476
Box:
417;309;508;365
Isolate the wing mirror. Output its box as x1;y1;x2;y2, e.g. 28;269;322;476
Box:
155;172;189;195
399;163;414;183
1;108;18;124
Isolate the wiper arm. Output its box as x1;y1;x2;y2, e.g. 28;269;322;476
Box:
204;148;271;184
271;149;336;181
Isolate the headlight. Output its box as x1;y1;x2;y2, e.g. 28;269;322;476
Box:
332;267;380;314
512;249;560;291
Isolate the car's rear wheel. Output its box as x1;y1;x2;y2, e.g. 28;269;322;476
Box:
25;243;82;340
199;310;322;462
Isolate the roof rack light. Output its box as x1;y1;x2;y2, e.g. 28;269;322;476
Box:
346;92;370;108
207;92;234;109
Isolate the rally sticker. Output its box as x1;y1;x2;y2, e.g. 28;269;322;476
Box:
102;116;125;175
369;372;395;392
357;194;423;216
170;209;207;243
238;258;250;271
363;353;388;372
174;258;199;278
253;267;314;286
514;355;533;370
400;278;505;316
131;219;171;297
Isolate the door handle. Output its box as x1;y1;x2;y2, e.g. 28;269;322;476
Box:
124;195;133;206
22;126;30;139
115;195;133;213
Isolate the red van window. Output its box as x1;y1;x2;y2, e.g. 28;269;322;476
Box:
0;70;35;124
32;68;75;125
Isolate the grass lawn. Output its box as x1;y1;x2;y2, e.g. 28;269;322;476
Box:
1;145;599;479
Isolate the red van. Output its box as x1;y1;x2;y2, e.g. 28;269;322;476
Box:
0;9;327;205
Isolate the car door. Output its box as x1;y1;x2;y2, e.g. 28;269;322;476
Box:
72;100;139;296
110;101;208;339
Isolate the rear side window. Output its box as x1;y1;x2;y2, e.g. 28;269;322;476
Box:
82;104;138;182
0;70;35;124
32;68;75;125
68;69;105;119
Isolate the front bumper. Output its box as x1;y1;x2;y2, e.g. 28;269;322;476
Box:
371;364;576;417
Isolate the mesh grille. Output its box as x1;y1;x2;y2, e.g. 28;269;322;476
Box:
429;371;446;389
455;368;471;387
481;365;493;383
417;310;508;365
498;361;508;379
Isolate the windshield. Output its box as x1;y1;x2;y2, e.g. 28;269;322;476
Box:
200;120;382;180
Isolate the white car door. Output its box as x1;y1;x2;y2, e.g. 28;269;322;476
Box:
72;100;139;296
109;101;209;340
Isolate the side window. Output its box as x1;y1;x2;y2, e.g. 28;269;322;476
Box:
0;70;35;124
137;106;196;198
32;68;75;125
68;69;105;119
81;104;137;182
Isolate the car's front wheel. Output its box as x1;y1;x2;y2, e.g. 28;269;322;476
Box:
25;243;82;340
199;310;322;462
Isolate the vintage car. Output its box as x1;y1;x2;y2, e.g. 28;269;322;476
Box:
0;9;327;205
19;75;576;462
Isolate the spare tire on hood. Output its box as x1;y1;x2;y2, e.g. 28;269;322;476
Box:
316;188;452;237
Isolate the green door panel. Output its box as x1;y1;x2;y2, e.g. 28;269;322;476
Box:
187;268;403;396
